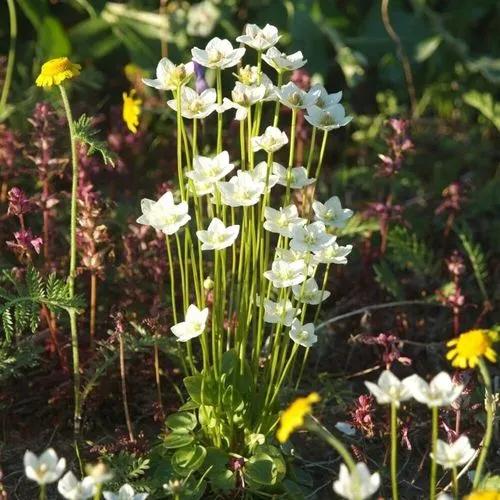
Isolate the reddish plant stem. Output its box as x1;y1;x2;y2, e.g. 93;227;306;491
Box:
118;331;135;442
90;272;97;349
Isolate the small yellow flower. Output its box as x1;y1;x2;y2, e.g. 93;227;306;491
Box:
124;63;144;83
447;329;498;369
122;90;142;134
35;57;81;87
276;392;320;443
464;490;500;500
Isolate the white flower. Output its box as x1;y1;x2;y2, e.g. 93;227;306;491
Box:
273;164;315;189
364;370;413;407
251;161;280;191
137;191;190;235
219;82;267;120
218;171;265;207
262;47;307;73
264;259;307;288
24;449;66;485
313;242;353;265
275;82;321;110
290;221;335;253
103;484;148;500
58;472;95;500
167;87;217;119
262;298;299;326
252;126;288;153
432;436;475;469
276;248;317;276
171;304;209;342
292;277;331;305
191;37;245;69
186;151;235;184
186;0;219;37
236;64;260;85
289;318;317;348
263;205;306;238
312;196;353;228
305;104;353;130
437;494;453;500
86;463;112;486
196;218;239;251
309;84;343;109
404;372;463;408
236;23;280;51
333;463;380;500
188;178;214;197
142;58;194;91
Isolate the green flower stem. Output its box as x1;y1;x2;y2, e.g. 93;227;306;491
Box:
192;118;198;157
430;405;438;500
305;127;317;176
272;72;283;127
165;236;178;324
0;0;17;113
58;84;81;434
473;359;495;488
452;466;458;500
239;120;246;170
175;87;186;200
391;402;400;500
39;484;47;500
268;344;299;407
284;108;298;204
216;68;223;153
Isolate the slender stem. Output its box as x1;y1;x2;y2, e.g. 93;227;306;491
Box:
39;484;46;500
430;406;438;500
154;338;164;416
452;466;458;500
58;84;81;435
118;330;135;442
473;359;494;488
216;68;223;153
175;87;186;200
0;0;17;113
391;403;399;500
273;72;283;127
165;235;178;324
90;272;97;349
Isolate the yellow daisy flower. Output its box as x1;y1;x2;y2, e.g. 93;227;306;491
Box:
464;490;500;500
276;392;320;443
36;57;81;87
122;90;142;134
447;329;498;369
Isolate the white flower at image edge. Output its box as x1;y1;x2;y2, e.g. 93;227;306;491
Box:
196;217;240;251
103;484;148;500
236;23;281;50
333;463;380;500
191;37;245;69
58;471;95;500
171;304;209;342
136;191;190;235
312;196;353;229
404;371;463;407
364;370;413;407
432;436;475;469
142;57;194;91
289;318;317;348
24;448;66;485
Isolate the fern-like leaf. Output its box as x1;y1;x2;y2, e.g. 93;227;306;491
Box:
74;114;116;166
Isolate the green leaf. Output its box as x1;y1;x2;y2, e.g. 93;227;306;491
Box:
39;16;71;59
165;412;197;433
415;35;442;62
184;374;218;406
171;445;207;476
463;91;500;131
244;446;286;488
16;0;48;30
74;115;116;166
163;432;195;449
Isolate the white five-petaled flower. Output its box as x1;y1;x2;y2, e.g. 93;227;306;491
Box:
218;170;265;207
24;449;66;485
251;162;280;192
312;196;353;228
191;37;245;69
103;484;149;500
364;370;413;407
262;297;300;326
252;126;288;153
309;84;343;110
432;436;475;469
305;104;353;130
292;277;331;305
58;472;95;500
313;242;353;265
333;462;381;500
196;217;240;251
275;82;321;110
137;191;190;235
171;304;209;342
142;58;194;91
186;151;235;184
263;205;306;238
236;23;281;51
289;318;317;348
262;47;307;73
276;248;317;277
404;372;463;408
219;82;267;120
167;87;217;119
273;164;315;189
290;221;335;253
264;259;307;288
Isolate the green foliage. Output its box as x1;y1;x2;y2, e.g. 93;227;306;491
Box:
463;91;500;131
0;267;84;341
74;114;116;166
373;260;405;300
0;339;43;383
